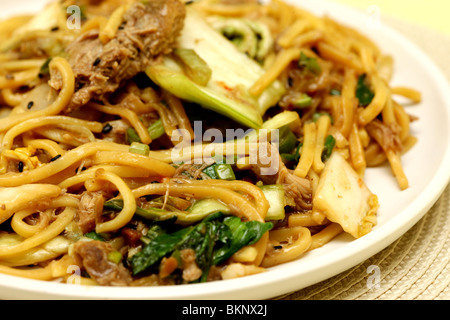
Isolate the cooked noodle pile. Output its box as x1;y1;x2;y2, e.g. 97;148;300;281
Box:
0;0;420;286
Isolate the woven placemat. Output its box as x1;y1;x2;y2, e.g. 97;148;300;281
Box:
278;15;450;301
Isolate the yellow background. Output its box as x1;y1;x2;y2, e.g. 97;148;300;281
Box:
331;0;450;36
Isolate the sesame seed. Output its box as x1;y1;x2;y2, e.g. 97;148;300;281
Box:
50;154;62;162
93;57;102;66
102;123;113;134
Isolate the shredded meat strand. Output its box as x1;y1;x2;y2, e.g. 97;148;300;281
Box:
73;240;133;286
173;163;212;180
76;191;104;234
366;119;403;153
250;142;312;210
56;0;186;112
180;248;203;282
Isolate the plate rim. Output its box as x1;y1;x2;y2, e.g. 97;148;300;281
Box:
0;0;450;300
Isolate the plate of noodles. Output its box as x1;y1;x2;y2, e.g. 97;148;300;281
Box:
0;0;449;300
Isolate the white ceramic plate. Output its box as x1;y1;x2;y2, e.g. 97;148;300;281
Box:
0;0;449;300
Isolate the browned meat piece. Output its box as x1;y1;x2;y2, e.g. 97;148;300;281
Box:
76;191;104;234
250;142;312;210
366;119;403;153
58;0;186;112
73;240;133;286
121;227;143;247
277;165;312;210
159;256;179;279
180;248;202;282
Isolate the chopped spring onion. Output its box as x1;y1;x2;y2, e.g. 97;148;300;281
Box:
129;142;150;156
293;93;313;108
203;163;236;180
321;135;336;162
148;119;165;140
126;127;141;144
202;165;217;179
107;251;123;264
213;163;236;180
259;184;285;221
299;51;322;75
127;120;165;144
356;74;374;106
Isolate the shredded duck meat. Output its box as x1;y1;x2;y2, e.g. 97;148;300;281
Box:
73;240;133;286
250;142;312;210
180;248;203;282
76;191;104;234
54;0;186;112
366;119;403;153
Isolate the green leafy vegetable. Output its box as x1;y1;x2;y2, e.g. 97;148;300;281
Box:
212;216;272;265
129;213;272;280
220;21;257;58
104;199;175;221
141;224;166;245
130;225;189;275
356;74;374;106
281;142;302;163
84;231;106;241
